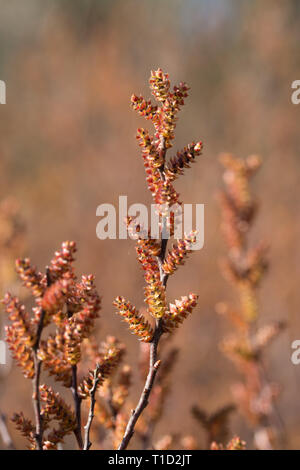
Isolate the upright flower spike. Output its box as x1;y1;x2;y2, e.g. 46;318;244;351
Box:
217;192;245;252
220;334;254;363
5;325;35;378
43;428;70;450
2;293;36;378
40;384;76;425
136;127;163;169
238;280;258;322
78;336;125;399
117;70;202;450
126;216;161;256
38;334;73;387
63;321;82;365
252;321;285;356
11;413;36;449
48;240;77;282
15;258;46;298
162;294;198;333
131;95;158;120
165;142;203;182
217;153;285;449
63;281;101;365
131;68;203;209
218;154;260;254
135;129;162;200
149;68;170;103
218;154;265;323
157;81;190;148
154;179;180;208
2;293;35;346
162;231;197;275
136;245;166;318
113;296;154;342
246;242;269;286
41;270;102;370
39;384;77;447
220;153;261;210
41;278;70;317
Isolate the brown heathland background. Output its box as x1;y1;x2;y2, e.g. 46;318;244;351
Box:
0;0;299;449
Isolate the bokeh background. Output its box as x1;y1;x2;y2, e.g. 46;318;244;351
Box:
0;0;299;449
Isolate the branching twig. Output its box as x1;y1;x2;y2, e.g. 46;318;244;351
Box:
118;348;161;450
84;364;101;450
117;71;201;450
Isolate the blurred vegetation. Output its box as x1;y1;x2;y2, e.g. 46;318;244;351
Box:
0;0;299;449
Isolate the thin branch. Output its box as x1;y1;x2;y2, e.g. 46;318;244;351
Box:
118;345;161;450
84;364;101;450
0;413;15;449
32;309;46;451
71;364;83;450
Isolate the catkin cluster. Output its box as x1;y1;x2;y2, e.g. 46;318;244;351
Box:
217;153;285;449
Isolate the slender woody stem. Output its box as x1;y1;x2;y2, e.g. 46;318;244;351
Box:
118;332;162;450
71;364;83;450
32;309;46;450
84;364;101;450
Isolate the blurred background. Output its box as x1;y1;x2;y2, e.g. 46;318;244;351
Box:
0;0;299;449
